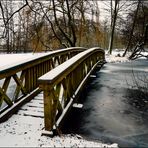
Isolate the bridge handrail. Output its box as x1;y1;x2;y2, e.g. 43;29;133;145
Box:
38;47;105;132
0;47;86;120
0;47;86;79
39;48;105;85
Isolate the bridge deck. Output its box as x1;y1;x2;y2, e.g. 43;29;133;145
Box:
0;92;45;147
17;92;44;118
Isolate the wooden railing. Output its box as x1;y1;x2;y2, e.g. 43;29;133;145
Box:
0;47;86;121
38;47;105;133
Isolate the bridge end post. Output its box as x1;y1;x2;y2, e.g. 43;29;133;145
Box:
41;84;54;132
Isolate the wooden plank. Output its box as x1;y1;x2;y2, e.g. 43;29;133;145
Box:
24;104;44;109
0;88;41;122
24;101;43;108
21;106;43;112
17;110;44;118
34;96;43;100
30;99;43;104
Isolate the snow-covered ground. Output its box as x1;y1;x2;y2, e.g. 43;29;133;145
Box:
0;114;118;147
0;49;137;147
0;52;49;68
0;100;118;148
105;50;129;63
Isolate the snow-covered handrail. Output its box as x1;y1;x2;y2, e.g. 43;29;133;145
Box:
0;47;86;79
0;47;86;121
38;47;105;133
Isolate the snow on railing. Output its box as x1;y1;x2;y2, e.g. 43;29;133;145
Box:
0;47;86;121
38;47;105;133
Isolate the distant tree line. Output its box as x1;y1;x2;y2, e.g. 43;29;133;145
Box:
0;0;104;53
0;0;147;58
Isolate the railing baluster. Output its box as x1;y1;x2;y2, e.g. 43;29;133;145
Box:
13;74;27;95
25;69;30;93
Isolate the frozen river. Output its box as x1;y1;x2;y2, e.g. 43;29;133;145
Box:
62;59;148;147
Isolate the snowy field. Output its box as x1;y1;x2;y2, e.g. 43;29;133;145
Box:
0;52;49;68
0;50;139;147
0;50;130;68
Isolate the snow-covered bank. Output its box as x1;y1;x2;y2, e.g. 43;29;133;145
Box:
105;50;129;63
105;50;148;63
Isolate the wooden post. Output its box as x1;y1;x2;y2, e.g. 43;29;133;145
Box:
43;85;53;131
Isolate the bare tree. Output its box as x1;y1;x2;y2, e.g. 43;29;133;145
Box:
0;0;29;53
108;0;120;54
122;0;140;57
128;23;148;60
0;0;103;52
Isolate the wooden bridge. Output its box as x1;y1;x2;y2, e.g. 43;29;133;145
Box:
0;47;105;136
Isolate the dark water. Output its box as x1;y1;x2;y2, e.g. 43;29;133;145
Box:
62;59;148;147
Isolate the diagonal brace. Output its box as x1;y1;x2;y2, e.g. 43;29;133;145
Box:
13;73;27;97
0;87;13;107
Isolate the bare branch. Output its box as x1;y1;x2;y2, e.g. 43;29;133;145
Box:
5;0;29;26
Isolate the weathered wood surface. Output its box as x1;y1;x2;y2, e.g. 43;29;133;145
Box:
38;47;105;132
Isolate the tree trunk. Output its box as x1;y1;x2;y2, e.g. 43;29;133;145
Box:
122;0;140;57
108;0;118;54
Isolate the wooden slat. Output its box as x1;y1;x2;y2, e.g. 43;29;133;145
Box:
17;110;44;118
0;77;11;106
2;77;11;91
13;71;26;101
0;87;13;107
13;74;27;95
24;69;30;93
21;106;43;112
